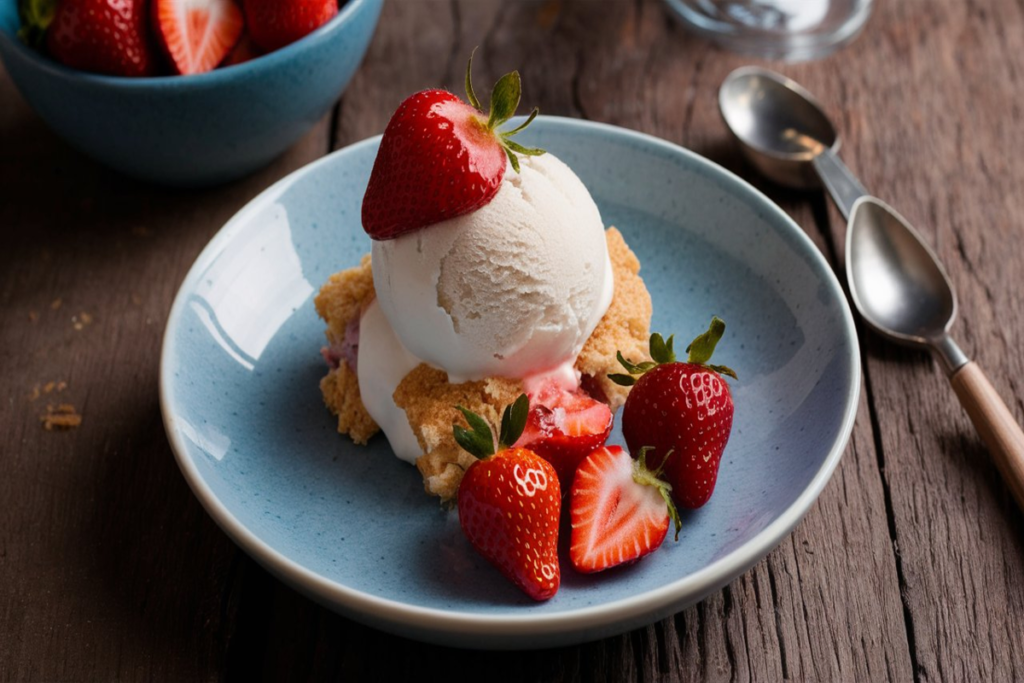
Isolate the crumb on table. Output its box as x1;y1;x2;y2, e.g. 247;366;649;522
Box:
72;312;93;331
41;404;82;431
29;381;68;402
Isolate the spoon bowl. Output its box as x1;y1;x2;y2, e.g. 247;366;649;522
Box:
846;197;958;347
719;66;838;188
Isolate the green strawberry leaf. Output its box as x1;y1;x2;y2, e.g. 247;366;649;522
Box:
453;405;496;459
465;46;482;110
686;316;726;365
502;139;545;157
462;48;545;174
633;447;681;541
453;424;492;459
616;351;652;375
663;487;682;541
505;149;521;173
649;333;676;365
488;71;521;129
459;405;493;439
608;373;636;387
710;364;738;380
498;393;529;449
501;107;539;137
18;0;56;48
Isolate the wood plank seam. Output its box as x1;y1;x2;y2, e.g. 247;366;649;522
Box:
807;187;923;682
856;321;924;683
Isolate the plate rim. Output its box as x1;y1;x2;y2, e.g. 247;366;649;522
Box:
159;116;861;647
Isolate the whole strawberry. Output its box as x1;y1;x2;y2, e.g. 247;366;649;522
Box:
611;317;737;509
455;394;561;601
45;0;157;76
243;0;338;53
362;50;544;240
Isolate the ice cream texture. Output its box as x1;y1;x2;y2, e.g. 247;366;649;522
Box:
370;152;614;386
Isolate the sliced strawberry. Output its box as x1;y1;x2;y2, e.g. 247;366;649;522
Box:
570;446;680;573
153;0;244;75
515;381;613;490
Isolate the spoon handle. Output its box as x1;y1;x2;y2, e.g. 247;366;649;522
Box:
812;150;868;221
950;362;1024;509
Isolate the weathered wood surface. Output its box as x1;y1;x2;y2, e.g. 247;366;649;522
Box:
1;0;1022;680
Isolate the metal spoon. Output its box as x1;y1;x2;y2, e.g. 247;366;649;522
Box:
718;66;866;220
719;67;1024;509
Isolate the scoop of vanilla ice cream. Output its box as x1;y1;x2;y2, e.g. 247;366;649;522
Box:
371;153;613;384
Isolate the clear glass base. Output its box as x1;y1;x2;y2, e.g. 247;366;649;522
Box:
664;0;873;62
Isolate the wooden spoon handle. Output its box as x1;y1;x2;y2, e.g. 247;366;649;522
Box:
950;361;1024;509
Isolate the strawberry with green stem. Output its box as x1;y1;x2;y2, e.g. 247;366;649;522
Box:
454;394;561;601
362;49;545;240
611;317;738;509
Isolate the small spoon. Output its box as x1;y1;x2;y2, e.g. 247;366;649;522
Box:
719;67;1024;509
718;66;866;220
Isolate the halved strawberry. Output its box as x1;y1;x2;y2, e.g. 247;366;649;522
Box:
514;381;613;490
570;446;680;574
153;0;244;75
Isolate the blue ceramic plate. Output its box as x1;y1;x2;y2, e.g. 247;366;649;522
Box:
160;118;860;649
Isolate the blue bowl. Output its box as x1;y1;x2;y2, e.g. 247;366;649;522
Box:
0;0;383;186
161;117;860;648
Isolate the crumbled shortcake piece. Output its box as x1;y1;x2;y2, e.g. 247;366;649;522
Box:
576;228;653;409
314;228;652;501
320;363;377;445
314;254;379;444
393;365;522;501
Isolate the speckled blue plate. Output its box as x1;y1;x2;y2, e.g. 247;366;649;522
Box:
160;117;860;649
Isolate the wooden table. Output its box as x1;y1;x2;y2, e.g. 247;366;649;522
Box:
4;0;1024;679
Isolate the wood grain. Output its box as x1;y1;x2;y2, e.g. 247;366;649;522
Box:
3;0;1024;679
0;66;333;680
794;1;1024;681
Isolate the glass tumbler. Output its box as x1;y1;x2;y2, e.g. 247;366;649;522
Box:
664;0;874;61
